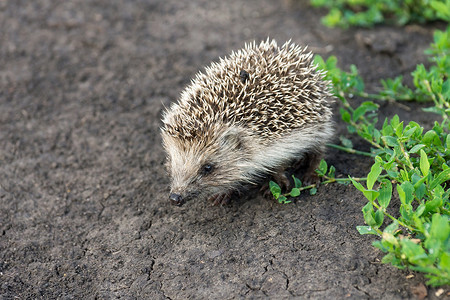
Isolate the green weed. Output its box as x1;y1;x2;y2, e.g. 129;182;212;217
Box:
314;25;450;105
269;25;450;286
269;161;369;204
310;0;450;28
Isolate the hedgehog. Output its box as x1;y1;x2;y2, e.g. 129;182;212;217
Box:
161;39;335;206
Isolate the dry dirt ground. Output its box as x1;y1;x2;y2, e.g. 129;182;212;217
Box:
0;0;447;299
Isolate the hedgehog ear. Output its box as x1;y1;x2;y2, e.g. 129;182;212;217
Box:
220;127;245;150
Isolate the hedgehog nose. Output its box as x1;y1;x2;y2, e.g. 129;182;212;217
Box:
169;193;185;206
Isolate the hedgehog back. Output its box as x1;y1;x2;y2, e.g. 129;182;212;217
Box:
163;40;333;143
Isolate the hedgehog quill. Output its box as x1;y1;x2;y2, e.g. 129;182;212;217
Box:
161;39;335;206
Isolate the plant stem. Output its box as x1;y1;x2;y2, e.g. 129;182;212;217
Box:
323;176;367;183
328;143;375;157
281;175;370;196
399;141;415;170
371;200;417;232
348;119;384;150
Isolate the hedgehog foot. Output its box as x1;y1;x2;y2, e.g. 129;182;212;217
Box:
260;170;293;199
274;170;293;190
260;184;272;199
297;150;322;187
302;172;321;187
209;192;232;206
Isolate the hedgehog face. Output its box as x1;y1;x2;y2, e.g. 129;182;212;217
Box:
162;126;252;206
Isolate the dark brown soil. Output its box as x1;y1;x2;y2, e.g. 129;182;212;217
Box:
0;0;446;299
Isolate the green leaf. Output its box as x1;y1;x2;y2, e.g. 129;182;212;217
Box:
373;240;387;251
292;175;302;189
357;225;378;235
382;136;399;147
400;239;427;265
290;188;300;197
439;252;450;271
424;237;441;260
397;184;406;205
423;106;445;116
340;109;351;123
362;202;377;227
383;220;399;234
382;232;398;247
386;170;399;179
318;159;328;175
382;119;393;136
328;165;336;178
403;127;417;138
411;172;422;187
423;130;440;146
269;181;281;199
431;1;450;20
425;194;443;215
382;253;404;268
429;214;450;243
412;214;424;232
367;161;382;190
400;169;409;182
313;54;326;67
347;125;356;133
395;121;404;137
409;144;426;153
352;101;378;121
400;204;413;223
325;55;337;70
312;8;450;286
378;180;392;208
363;190;380;202
390;115;400;128
420;149;430;177
374;209;384;228
322;8;343;27
339;136;353;148
413;174;428;190
416;204;426;217
430;1;447;12
430;168;450;189
278;195;290;204
400;182;414;205
415;182;426;200
310;187;317;195
373;129;381;143
350;177;366;192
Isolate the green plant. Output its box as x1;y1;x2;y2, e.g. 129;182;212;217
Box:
347;119;450;286
314;25;450;105
270;25;450;286
269;160;370;204
310;0;450;28
318;26;450;286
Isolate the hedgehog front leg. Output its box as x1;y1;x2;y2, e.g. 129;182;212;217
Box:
261;149;323;198
273;170;292;190
299;149;323;187
259;168;293;199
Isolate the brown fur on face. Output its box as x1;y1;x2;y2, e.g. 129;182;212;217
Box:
162;124;259;203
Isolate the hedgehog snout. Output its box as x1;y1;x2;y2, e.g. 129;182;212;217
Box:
169;193;185;206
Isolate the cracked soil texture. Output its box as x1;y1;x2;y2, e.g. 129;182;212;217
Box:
0;0;447;299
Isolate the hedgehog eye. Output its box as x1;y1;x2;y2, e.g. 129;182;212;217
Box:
201;163;214;175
